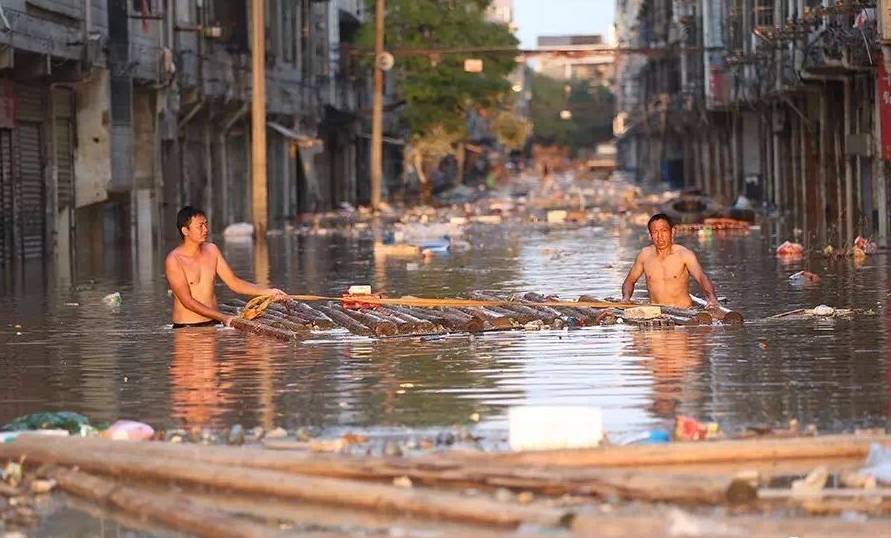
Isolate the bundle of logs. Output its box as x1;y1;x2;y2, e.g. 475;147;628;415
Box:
217;292;744;342
2;434;890;537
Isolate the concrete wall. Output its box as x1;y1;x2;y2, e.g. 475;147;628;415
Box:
74;69;111;208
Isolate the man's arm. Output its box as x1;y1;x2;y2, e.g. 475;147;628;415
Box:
212;244;286;297
621;252;645;302
683;249;719;307
165;255;233;325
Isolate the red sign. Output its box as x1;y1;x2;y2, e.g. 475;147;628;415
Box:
878;57;891;160
0;80;14;129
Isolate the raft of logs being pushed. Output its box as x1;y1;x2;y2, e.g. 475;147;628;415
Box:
217;292;744;342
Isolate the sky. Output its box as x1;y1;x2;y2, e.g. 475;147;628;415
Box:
513;0;615;49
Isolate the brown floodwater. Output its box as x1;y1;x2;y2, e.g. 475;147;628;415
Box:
1;219;889;445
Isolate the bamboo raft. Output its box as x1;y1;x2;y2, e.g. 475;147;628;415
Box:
218;292;745;341
2;434;890;537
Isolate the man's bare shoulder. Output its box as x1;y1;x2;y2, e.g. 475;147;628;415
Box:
672;244;701;264
165;247;183;265
638;245;656;260
199;242;224;260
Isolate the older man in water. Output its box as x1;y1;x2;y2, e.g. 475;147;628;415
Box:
165;206;285;328
621;213;719;308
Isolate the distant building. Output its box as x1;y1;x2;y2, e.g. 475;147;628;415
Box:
535;35;614;85
0;0;373;275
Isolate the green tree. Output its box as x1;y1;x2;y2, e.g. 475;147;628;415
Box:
529;73;615;153
359;0;518;202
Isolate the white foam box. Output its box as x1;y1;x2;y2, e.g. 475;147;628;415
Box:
508;406;603;451
348;285;372;295
546;210;568;224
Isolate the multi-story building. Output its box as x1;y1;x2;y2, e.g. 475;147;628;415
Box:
616;0;884;246
0;0;371;275
535;35;615;85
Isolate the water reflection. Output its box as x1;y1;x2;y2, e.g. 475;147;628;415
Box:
1;224;890;440
170;328;228;428
631;327;709;419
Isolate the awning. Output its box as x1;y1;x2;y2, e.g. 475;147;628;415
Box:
267;121;323;149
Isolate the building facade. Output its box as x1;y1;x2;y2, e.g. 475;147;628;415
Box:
0;0;372;275
615;0;884;246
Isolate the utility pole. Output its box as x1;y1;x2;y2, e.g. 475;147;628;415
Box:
370;0;385;211
251;0;268;237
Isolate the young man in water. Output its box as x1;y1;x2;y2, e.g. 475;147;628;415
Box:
621;213;719;309
165;206;285;328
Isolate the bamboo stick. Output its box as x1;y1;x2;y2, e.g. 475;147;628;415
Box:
338;308;399;337
267;303;317;324
458;308;515;330
434;308;485;333
313;304;374;336
230;318;296;342
689;295;744;325
258;311;310;333
377;307;440;334
470;292;556;322
5;437;751;505
283;300;338;330
448;435;891;468
48;467;274;538
367;308;421;333
1;438;573;529
396;307;466;332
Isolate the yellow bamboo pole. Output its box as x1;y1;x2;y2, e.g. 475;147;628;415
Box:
250;0;267;238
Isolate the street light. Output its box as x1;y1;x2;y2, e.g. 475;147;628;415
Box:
560;109;572;120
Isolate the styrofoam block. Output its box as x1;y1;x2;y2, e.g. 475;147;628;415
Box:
509;406;603;451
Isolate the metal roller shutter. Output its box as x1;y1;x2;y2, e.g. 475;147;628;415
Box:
16;122;45;259
0;130;12;264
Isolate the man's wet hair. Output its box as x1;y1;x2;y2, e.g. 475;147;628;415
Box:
647;213;673;232
177;206;206;238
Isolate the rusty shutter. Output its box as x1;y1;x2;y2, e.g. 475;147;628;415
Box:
0;130;12;264
16;122;45;259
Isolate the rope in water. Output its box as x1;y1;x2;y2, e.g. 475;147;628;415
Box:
239;293;640;321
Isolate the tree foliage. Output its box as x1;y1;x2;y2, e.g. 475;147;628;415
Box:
529;73;615;153
359;0;519;138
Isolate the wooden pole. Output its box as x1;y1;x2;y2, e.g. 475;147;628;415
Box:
250;0;267;237
49;467;272;538
1;438;573;529
370;0;385;211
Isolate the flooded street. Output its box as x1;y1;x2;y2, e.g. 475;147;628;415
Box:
2;219;890;442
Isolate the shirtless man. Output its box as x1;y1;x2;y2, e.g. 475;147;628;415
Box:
621;213;719;308
165;206;285;328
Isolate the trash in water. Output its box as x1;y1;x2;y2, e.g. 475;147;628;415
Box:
854;235;878;255
809;305;835;317
102;292;122;307
674;415;720;441
2;411;94;436
775;241;804;257
416;237;450;253
789;270;821;285
101;419;155;441
859;442;891;484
